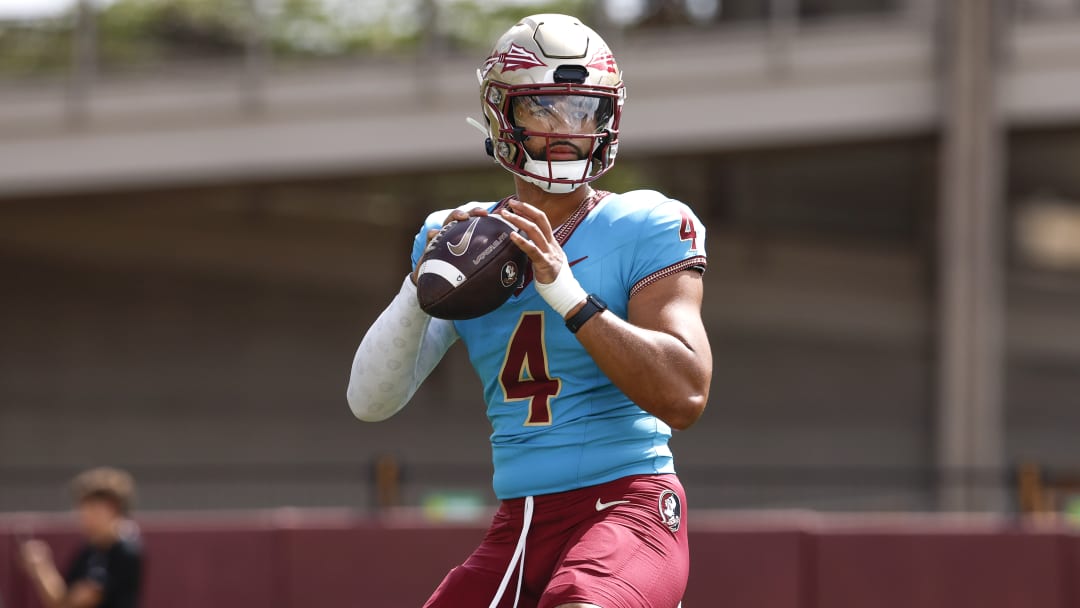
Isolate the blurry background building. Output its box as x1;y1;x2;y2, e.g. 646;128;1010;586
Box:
1;0;1079;516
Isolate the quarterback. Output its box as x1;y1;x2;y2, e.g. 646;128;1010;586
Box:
348;14;711;608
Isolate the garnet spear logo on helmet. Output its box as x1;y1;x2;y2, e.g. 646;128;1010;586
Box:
587;48;618;74
482;42;547;78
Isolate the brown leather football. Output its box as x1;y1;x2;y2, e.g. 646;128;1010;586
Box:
415;215;528;320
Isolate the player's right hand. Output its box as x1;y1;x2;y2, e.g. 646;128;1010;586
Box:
19;539;52;572
411;207;489;284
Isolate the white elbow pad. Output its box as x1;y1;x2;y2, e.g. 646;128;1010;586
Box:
347;276;458;421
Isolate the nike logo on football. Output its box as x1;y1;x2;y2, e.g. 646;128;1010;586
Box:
568;256;589;267
447;218;480;257
595;498;630;511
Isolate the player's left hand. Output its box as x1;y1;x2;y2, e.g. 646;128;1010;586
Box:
500;200;565;284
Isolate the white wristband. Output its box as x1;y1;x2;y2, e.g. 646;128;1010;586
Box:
535;262;588;318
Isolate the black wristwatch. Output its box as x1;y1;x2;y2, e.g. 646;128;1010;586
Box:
565;294;608;334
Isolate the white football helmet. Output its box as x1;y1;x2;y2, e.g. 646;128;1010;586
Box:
474;14;625;194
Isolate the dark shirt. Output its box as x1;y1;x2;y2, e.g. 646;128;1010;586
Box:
64;534;142;608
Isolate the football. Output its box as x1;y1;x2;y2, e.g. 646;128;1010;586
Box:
415;214;528;320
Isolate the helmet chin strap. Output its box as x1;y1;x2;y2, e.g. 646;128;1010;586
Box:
521;158;590;194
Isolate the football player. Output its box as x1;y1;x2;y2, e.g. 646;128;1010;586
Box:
348;14;711;608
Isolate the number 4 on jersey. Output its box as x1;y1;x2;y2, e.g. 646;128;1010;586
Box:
679;210;698;250
500;312;560;426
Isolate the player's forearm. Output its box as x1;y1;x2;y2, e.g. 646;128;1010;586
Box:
26;561;67;608
346;276;457;421
575;312;710;430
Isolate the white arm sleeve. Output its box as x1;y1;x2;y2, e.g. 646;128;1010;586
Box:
346;275;459;422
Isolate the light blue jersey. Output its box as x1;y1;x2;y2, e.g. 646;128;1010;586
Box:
410;190;707;499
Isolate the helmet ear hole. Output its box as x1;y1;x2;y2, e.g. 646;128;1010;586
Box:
484;138;495;158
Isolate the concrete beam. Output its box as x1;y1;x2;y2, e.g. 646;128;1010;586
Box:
935;0;1006;512
0;21;1078;198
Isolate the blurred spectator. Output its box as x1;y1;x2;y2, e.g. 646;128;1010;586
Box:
20;468;143;608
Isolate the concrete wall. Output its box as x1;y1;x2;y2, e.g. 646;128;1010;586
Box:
2;158;1079;513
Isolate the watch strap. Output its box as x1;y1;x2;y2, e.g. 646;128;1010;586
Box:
565;294;607;334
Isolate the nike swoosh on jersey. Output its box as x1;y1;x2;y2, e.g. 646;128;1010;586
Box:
447;217;480;257
568;256;589;267
595;498;631;511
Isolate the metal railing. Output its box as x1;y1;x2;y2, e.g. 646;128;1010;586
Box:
0;0;931;124
6;0;1080;88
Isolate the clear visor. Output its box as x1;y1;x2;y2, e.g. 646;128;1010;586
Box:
510;94;613;135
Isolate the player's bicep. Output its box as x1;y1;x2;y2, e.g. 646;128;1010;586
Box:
627;270;710;359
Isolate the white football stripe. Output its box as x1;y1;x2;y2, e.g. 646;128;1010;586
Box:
418;259;466;288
